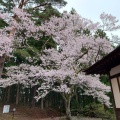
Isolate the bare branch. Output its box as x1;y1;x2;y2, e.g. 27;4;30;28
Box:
40;37;51;54
18;0;25;9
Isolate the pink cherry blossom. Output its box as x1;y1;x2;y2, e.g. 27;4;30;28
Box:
0;10;119;113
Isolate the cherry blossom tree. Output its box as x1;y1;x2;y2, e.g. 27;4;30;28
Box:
100;12;120;31
4;12;114;119
32;13;114;120
100;12;120;44
0;10;120;119
0;7;43;105
0;7;42;77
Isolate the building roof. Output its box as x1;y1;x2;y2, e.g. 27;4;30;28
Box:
84;45;120;74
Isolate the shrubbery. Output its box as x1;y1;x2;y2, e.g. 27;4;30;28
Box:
81;102;116;119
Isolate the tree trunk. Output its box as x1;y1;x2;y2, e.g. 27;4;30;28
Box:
41;98;44;109
45;97;49;108
75;88;78;103
3;87;7;103
23;88;26;105
25;88;29;104
7;86;11;103
62;94;72;120
16;83;20;105
31;86;37;107
0;54;6;78
65;99;72;120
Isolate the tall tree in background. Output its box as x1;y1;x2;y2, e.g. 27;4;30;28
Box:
0;0;67;12
0;0;66;23
34;12;114;120
0;0;66;77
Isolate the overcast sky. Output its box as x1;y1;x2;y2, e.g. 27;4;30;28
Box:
59;0;120;22
59;0;120;39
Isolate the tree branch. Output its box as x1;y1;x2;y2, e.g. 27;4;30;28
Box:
33;3;50;10
24;0;29;5
40;37;51;54
18;0;25;9
25;41;40;57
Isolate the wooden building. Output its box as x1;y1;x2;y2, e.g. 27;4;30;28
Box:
85;45;120;120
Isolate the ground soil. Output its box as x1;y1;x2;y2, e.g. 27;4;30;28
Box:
0;104;62;120
0;105;103;120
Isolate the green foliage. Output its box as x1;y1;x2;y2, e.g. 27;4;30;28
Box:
70;8;77;14
81;102;115;119
0;19;8;28
100;75;110;86
70;98;82;116
28;36;56;50
83;29;91;36
29;6;61;25
14;49;30;59
71;98;81;110
0;0;67;13
30;0;67;8
94;29;109;40
0;0;14;13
